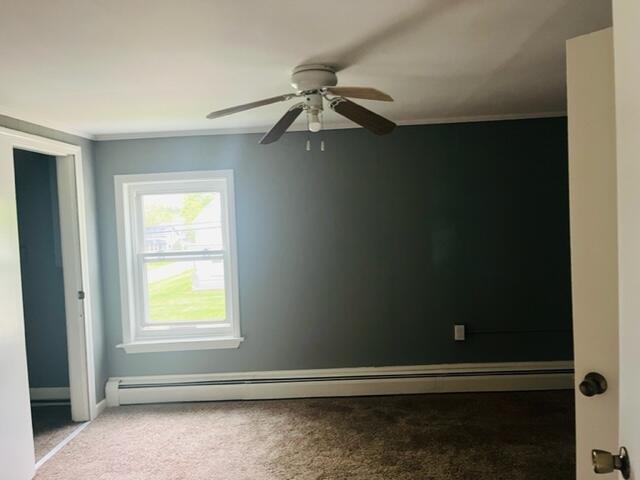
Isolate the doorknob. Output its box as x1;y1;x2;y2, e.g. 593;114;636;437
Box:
592;447;630;478
579;372;607;397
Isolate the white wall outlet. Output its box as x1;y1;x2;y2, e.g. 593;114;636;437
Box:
454;324;466;341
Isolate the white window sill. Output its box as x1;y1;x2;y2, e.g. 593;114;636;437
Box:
117;337;244;354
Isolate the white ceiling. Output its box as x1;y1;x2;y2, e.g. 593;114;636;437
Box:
0;0;611;139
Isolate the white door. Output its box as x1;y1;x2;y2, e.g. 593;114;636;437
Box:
567;27;619;479
56;155;93;422
0;140;36;479
568;2;640;477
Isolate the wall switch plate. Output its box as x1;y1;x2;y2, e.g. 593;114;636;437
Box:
454;324;466;341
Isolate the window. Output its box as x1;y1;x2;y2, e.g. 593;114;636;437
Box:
114;170;241;353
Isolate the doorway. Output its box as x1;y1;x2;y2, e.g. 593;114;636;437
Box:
0;127;96;479
13;149;87;465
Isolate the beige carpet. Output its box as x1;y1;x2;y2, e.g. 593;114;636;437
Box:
35;391;574;480
31;405;81;462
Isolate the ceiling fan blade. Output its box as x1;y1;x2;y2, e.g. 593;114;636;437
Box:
206;93;298;119
329;97;396;135
325;87;393;102
259;103;305;144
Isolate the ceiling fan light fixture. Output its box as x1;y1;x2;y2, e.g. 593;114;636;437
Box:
308;109;322;133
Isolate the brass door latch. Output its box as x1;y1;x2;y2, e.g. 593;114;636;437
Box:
592;447;630;479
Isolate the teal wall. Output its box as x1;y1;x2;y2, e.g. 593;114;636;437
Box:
95;118;573;377
1;115;107;401
2;115;573;396
14;150;69;388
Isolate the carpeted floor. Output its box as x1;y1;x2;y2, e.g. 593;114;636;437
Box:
35;391;575;480
31;405;81;462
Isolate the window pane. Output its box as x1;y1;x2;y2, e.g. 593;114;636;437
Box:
145;258;226;323
142;192;223;252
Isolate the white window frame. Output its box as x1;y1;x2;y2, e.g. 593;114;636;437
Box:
114;170;242;353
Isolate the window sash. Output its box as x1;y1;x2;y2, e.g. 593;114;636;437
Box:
135;251;233;331
140;250;226;260
133;183;229;256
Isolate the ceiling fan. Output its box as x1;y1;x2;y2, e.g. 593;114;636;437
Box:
206;64;396;144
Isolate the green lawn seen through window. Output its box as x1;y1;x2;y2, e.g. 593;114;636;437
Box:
147;268;225;322
147;260;171;270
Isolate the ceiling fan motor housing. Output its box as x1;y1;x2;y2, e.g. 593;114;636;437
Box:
304;92;323;112
290;64;337;92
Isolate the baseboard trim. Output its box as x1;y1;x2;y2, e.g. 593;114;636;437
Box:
95;398;107;417
30;387;70;402
106;361;574;407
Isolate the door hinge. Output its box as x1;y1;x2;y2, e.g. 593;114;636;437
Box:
78;290;85;300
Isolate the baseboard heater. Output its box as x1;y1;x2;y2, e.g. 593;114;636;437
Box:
105;361;574;407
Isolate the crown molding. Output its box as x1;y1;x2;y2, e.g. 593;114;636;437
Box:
0;106;95;140
93;111;567;141
0;108;567;142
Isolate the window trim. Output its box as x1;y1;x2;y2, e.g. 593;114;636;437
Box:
114;170;242;354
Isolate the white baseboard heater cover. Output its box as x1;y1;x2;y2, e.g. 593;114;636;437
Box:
105;361;574;407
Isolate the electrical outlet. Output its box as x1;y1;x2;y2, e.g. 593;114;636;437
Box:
454;324;466;341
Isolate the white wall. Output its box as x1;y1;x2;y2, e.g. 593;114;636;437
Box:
0;133;36;480
612;0;640;475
